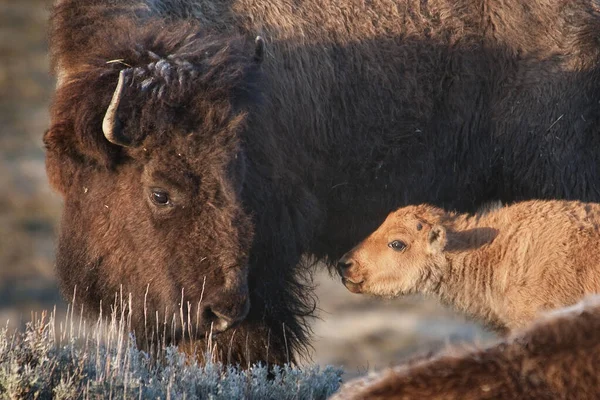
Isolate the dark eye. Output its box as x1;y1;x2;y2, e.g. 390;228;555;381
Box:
388;240;406;251
151;190;170;206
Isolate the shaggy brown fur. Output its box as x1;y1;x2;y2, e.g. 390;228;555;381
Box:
339;200;600;331
332;295;600;400
46;0;600;364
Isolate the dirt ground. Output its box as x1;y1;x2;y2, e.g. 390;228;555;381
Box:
0;0;494;380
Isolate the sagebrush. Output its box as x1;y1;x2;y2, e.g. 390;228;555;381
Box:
0;303;342;400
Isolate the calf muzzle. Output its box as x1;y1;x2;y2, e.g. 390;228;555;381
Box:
337;255;364;293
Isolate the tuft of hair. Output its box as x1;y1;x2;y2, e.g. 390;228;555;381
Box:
474;200;504;216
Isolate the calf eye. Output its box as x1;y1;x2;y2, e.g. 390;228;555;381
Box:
388;240;406;251
151;190;170;206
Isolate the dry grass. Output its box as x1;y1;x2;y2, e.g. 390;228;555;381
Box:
0;294;342;399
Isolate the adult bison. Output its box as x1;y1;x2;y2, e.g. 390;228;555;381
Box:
45;0;600;365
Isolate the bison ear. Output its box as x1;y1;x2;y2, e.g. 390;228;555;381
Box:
427;225;447;254
43;127;80;195
254;36;265;64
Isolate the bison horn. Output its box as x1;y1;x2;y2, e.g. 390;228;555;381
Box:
254;36;265;63
103;69;131;147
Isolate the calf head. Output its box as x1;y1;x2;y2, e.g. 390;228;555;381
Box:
338;205;448;297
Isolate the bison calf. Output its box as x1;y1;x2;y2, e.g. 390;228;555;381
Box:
338;200;600;331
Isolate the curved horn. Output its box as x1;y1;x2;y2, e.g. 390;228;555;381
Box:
103;69;130;147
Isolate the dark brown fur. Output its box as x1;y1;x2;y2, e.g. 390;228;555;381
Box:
332;296;600;400
46;0;600;364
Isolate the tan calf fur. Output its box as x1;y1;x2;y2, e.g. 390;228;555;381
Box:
338;200;600;331
332;295;600;400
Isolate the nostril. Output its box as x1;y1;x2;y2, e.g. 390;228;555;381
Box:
212;309;233;324
212;310;234;332
337;259;354;274
203;300;250;334
203;307;233;333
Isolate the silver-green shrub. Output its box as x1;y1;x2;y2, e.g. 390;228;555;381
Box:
0;309;342;399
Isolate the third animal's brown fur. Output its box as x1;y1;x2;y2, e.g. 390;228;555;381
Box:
339;200;600;331
332;296;600;400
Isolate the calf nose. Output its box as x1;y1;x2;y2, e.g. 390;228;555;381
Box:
337;257;354;276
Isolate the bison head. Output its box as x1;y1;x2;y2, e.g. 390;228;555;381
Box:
45;25;266;340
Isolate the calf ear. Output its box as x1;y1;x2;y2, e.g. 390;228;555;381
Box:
427;225;447;254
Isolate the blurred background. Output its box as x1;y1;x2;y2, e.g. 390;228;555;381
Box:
0;0;494;380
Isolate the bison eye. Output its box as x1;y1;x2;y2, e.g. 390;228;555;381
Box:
151;190;170;206
388;240;407;252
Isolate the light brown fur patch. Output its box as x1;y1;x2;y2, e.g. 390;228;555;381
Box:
339;200;600;332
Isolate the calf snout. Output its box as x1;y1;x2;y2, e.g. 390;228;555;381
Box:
337;257;354;276
337;254;364;294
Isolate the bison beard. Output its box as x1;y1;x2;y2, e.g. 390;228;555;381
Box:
45;0;600;365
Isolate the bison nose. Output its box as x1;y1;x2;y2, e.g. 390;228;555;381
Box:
212;310;237;333
206;299;250;334
337;258;354;277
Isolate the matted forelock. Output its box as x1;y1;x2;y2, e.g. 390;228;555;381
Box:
129;51;199;100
